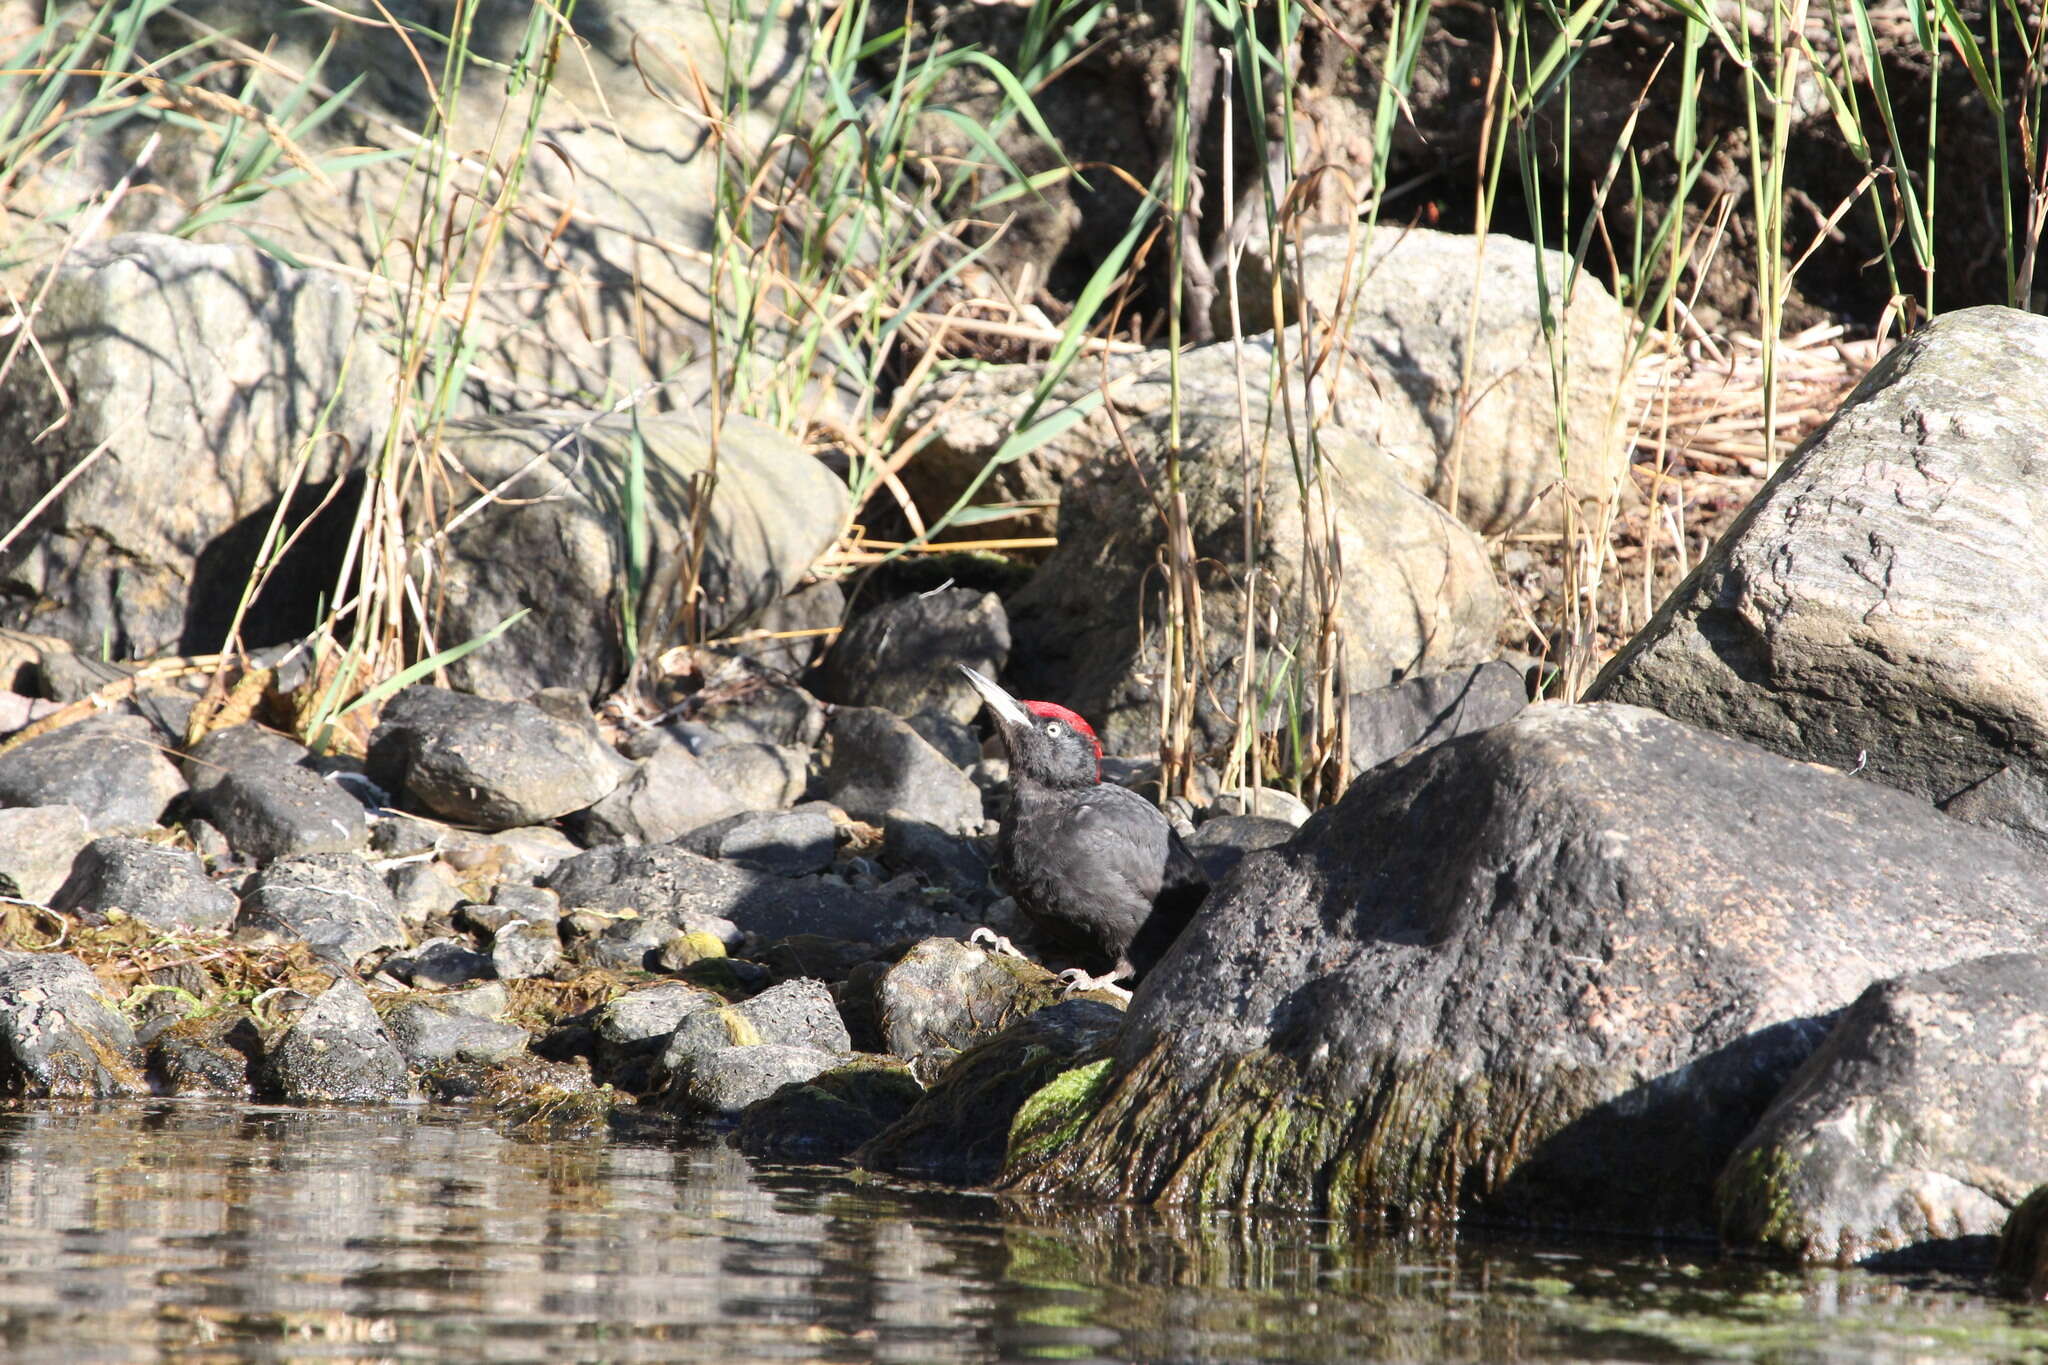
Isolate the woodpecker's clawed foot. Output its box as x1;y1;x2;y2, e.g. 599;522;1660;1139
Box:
969;926;1026;959
1057;967;1133;1002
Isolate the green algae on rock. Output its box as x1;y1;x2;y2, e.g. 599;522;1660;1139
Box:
1003;1057;1111;1175
859;999;1123;1185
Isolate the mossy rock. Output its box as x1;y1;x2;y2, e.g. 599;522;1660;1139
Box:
417;1053;617;1136
734;1058;924;1163
1004;1057;1112;1176
855;999;1123;1185
147;1011;259;1098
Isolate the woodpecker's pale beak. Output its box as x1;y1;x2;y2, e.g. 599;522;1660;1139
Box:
959;665;1031;730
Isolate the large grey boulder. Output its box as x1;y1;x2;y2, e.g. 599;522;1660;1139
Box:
999;389;1503;753
0;235;393;658
1223;226;1636;535
900;231;1626;556
1589;307;2048;845
428;410;848;699
1007;704;2048;1237
1718;952;2048;1266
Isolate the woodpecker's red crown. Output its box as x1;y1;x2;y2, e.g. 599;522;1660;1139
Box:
1021;700;1101;766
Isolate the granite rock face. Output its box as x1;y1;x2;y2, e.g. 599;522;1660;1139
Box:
1589;307;2048;846
1223;226;1636;535
0;235;393;659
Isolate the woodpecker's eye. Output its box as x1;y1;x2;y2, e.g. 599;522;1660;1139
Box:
1044;721;1064;738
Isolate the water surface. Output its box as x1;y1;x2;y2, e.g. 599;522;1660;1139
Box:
0;1102;2040;1363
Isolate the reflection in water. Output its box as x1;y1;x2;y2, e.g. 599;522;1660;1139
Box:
0;1102;2039;1363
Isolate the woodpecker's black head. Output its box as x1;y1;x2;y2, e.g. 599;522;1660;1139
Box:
960;665;1102;790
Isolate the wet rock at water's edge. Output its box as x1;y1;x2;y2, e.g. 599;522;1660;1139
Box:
1718;952;2048;1267
256;979;413;1104
0;952;147;1099
670;1045;846;1119
858;999;1124;1185
735;1059;925;1163
1004;704;2048;1237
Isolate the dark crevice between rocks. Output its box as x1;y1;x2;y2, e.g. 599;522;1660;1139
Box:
181;470;367;654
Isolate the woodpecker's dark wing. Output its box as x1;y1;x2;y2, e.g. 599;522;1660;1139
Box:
1124;820;1209;980
1035;782;1209;975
